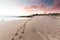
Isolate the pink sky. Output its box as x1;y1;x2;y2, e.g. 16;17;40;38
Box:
24;0;60;13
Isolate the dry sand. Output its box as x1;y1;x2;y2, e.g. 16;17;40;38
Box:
0;16;60;40
0;19;29;40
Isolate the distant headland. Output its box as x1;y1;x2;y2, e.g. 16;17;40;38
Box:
19;13;60;18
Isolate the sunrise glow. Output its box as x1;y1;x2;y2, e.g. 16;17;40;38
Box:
0;0;60;16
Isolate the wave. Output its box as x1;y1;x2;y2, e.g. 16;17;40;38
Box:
0;16;28;22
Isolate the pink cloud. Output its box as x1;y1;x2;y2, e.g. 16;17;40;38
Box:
24;4;48;13
49;0;60;13
24;0;60;13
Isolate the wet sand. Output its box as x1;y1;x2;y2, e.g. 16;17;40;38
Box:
0;16;60;40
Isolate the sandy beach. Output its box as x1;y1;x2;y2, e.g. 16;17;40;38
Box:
0;16;60;40
0;19;29;40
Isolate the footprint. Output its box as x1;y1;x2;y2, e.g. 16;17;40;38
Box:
14;33;18;36
19;26;23;29
22;31;24;33
17;29;20;32
11;38;14;40
19;36;22;39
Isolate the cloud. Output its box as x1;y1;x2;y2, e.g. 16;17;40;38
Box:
49;0;60;13
24;4;48;13
24;0;60;13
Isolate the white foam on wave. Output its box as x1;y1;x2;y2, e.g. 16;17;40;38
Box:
0;16;28;22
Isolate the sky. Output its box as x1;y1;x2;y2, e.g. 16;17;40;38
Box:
24;0;60;13
0;0;60;16
0;0;28;16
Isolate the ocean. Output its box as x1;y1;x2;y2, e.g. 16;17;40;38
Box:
0;16;28;22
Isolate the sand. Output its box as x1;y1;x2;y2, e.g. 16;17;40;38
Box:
0;16;60;40
0;19;29;40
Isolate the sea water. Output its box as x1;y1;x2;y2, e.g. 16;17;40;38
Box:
0;16;28;22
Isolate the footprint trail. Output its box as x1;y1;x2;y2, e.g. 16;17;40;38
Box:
11;18;32;40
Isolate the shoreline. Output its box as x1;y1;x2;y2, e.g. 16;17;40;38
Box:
0;19;29;40
0;16;60;40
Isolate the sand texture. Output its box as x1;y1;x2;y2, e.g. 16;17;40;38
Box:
0;16;60;40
